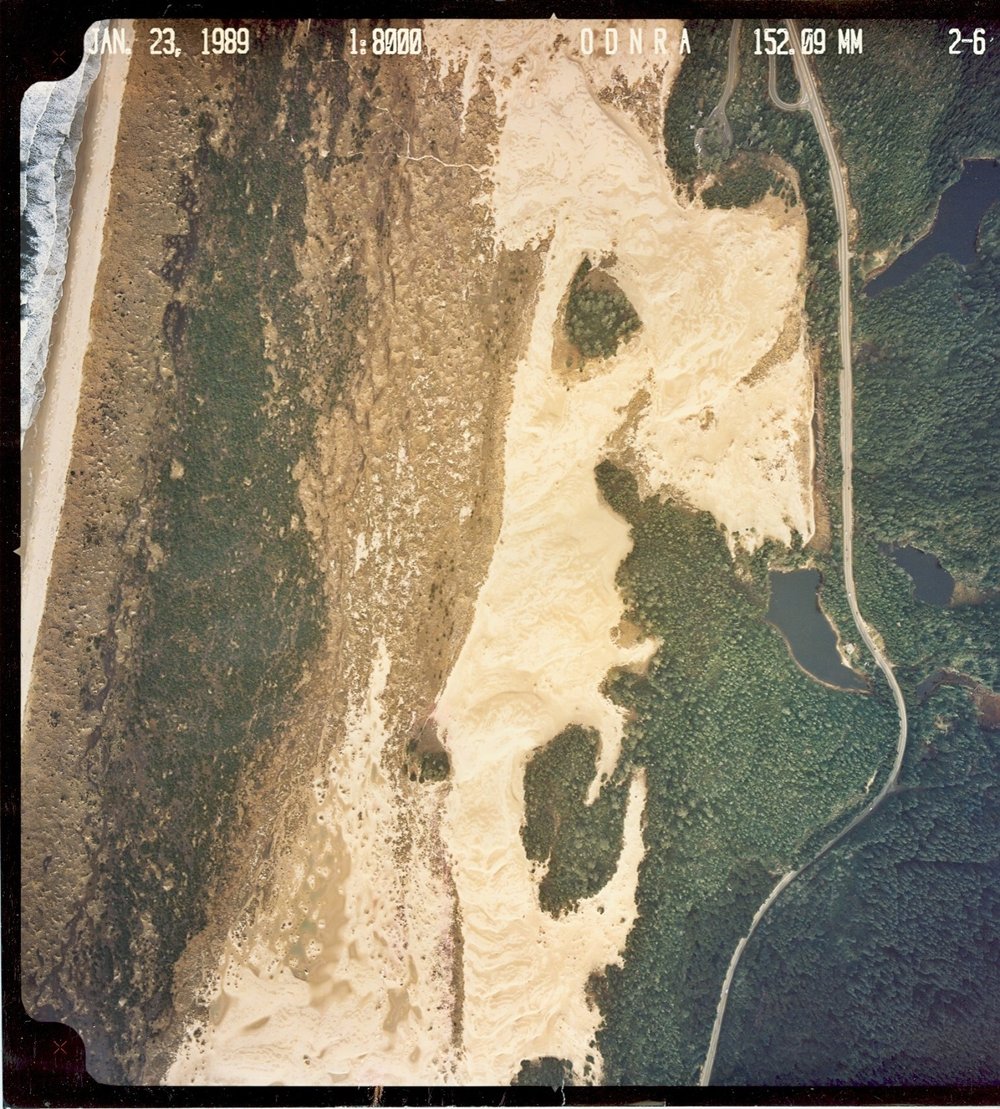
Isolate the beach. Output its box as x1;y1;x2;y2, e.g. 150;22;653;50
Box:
20;24;133;718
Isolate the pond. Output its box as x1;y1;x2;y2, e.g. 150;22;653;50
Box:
864;159;1000;298
766;569;868;691
881;543;954;606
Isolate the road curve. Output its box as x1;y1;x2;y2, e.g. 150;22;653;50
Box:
767;49;807;112
699;20;909;1086
703;20;742;150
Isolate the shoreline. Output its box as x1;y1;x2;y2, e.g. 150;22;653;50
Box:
859;153;1000;284
20;24;133;719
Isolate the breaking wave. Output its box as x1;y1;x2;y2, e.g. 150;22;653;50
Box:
20;23;106;439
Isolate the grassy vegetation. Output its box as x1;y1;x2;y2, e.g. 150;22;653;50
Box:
89;25;361;1068
564;258;641;360
585;463;896;1083
812;20;1000;261
522;725;629;914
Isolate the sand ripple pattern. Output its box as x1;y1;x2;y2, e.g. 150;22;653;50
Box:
430;19;814;1081
167;19;815;1085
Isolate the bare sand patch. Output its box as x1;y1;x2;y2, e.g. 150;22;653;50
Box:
167;640;461;1084
430;22;814;558
20;26;132;718
427;18;815;1081
165;16;816;1086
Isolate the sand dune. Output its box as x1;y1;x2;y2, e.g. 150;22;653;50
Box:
168;640;461;1084
432;18;812;1081
166;19;814;1085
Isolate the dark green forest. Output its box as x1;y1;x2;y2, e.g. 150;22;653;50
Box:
812;20;1000;261
853;205;1000;595
701;157;790;210
673;20;1000;1086
513;1056;574;1086
564;258;642;360
716;165;1000;1090
522;725;630;915
714;686;999;1085
850;206;1000;707
519;464;896;1084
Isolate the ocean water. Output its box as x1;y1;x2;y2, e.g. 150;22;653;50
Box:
20;23;107;440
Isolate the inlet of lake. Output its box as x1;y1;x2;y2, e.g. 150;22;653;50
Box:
766;569;868;691
865;159;1000;298
880;543;954;605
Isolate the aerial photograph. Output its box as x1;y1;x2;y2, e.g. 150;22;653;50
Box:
15;9;1000;1100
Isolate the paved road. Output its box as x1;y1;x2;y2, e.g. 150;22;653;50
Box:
767;48;807;112
702;20;742;150
785;29;908;783
699;20;909;1086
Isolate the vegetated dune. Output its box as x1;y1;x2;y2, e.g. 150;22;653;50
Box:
167;18;814;1085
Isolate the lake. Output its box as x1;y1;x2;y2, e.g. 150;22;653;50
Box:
881;543;954;606
865;159;1000;298
766;569;868;691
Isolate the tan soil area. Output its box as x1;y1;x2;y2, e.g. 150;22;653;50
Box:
950;580;996;606
974;686;1000;729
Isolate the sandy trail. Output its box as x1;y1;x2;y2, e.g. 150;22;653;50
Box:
20;25;133;719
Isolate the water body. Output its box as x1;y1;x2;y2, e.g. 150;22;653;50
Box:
20;25;107;437
881;543;954;606
865;159;1000;298
766;569;867;691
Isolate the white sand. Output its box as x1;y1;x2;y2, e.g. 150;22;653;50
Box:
430;19;813;1081
165;19;815;1086
168;639;463;1084
20;25;133;719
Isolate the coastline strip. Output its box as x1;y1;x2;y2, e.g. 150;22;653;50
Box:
20;24;133;718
